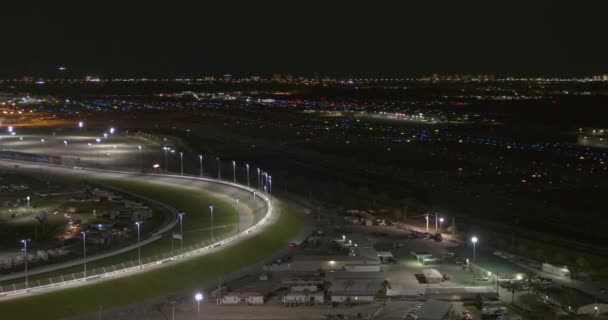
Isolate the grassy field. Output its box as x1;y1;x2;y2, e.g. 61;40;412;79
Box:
0;200;300;318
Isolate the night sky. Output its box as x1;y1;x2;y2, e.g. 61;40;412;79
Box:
1;0;607;77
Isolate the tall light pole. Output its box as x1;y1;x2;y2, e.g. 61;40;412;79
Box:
209;205;214;242
179;152;184;176
232;161;236;183
439;217;444;232
26;196;30;206
245;163;250;187
163;147;169;173
425;213;429;231
81;231;87;278
78;121;84;132
257;168;261;190
136;222;141;266
195;292;203;315
137;145;143;171
471;236;478;263
178;212;184;249
435;213;438;232
268;175;272;195
110;127;115;135
216;157;221;180
235;198;240;235
21;239;30;290
199;155;203;178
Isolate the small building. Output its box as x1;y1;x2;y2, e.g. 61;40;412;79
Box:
377;251;395;263
218;292;264;305
416;299;453;320
328;278;385;303
422;269;443;284
411;251;439;265
345;264;382;272
282;291;325;304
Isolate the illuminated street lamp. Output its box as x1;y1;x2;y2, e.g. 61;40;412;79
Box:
135;221;142;266
245;163;250;187
195;292;203;315
268;175;272;194
257;168;261;190
179;152;184;176
78;121;84;131
232;160;236;183
512;274;524;305
138;145;143;171
425;213;429;231
209;205;214;242
20;239;30;290
103;133;108;139
198;155;203;178
26;196;30;206
178;212;184;249
81;231;87;278
216;157;221;180
439;217;444;232
7;126;13;133
471;236;478;263
109;127;115;135
163;147;169;172
40;138;45;144
235;198;240;234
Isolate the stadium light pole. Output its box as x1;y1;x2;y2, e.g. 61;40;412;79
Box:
209;205;214;242
232;161;236;183
245;163;250;187
195;292;203;315
163;147;169;173
435;213;438;231
96;138;102;164
138;145;143;172
21;239;30;290
268;175;272;195
257;168;261;190
179;152;184;176
216;157;221;180
136;222;141;267
199;155;203;178
471;236;478;263
81;231;87;278
235;198;240;235
178;212;184;249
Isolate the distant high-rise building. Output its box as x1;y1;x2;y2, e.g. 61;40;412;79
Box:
223;74;233;81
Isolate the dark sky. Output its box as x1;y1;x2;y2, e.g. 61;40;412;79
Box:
1;0;607;77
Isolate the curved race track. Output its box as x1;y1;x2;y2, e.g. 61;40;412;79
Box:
0;159;274;300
